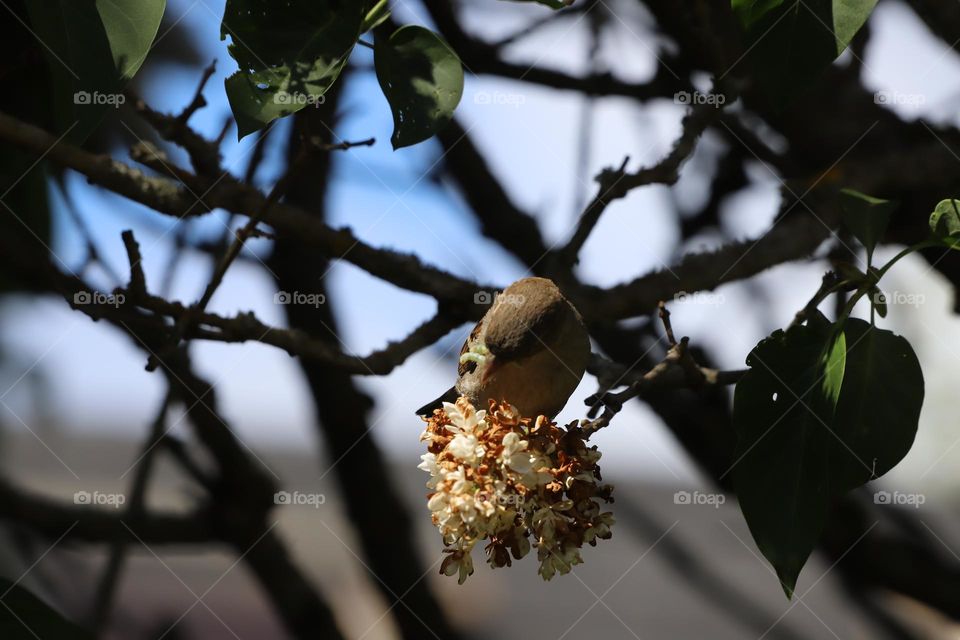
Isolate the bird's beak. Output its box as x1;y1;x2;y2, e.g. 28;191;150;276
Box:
481;354;500;386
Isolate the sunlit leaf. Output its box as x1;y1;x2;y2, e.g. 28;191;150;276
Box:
929;198;960;248
375;25;463;149
221;0;364;138
25;0;165;141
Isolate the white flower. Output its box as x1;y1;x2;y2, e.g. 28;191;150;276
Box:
448;433;485;465
444;467;472;494
442;401;486;435
420;397;614;583
501;432;527;459
418;453;440;488
513;452;554;489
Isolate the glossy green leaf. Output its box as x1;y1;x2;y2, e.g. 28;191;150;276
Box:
97;0;167;79
829;318;923;491
732;322;836;597
221;0;364;138
929;198;960;248
839;188;897;259
375;25;464;149
25;0;165;142
821;329;846;408
731;0;878;107
0;579;94;639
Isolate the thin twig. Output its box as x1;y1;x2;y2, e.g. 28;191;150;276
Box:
582;343;746;434
310;135;376;152
559;83;736;266
176;60;217;126
658;300;677;346
57;181;124;285
146;145;315;371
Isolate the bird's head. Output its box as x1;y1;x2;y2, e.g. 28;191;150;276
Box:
484;277;567;359
461;277;576;383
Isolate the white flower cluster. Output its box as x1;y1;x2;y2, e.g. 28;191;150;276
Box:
419;398;614;583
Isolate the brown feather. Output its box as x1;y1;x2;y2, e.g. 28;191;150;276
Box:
484;277;570;361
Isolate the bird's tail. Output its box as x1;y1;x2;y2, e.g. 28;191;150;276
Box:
415;386;458;416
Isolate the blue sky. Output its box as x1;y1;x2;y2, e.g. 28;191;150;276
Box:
4;0;960;493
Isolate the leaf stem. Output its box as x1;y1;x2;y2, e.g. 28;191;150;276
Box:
876;239;941;279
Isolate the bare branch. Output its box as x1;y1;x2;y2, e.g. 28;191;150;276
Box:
421;0;688;99
0;110;493;308
0;478;212;544
436;117;548;265
560;88;733;265
583;344;746;434
576;194;839;320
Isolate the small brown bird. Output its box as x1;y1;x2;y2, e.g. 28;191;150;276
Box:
417;277;590;419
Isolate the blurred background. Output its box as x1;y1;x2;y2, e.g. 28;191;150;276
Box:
2;0;960;638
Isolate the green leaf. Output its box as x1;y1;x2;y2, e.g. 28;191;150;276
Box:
839;188;897;259
25;0;165;142
868;286;887;318
731;0;878;107
733;317;924;595
375;26;464;149
929;199;960;248
221;0;364;138
732;322;837;597
0;579;94;639
829;318;923;491
96;0;167;79
361;0;391;33
821;328;846;408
